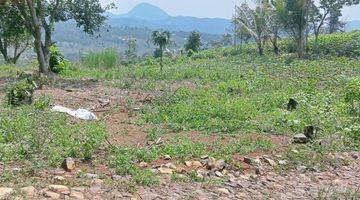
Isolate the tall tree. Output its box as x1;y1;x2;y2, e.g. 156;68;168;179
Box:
7;0;107;74
325;0;360;33
234;3;269;56
0;2;31;64
124;38;137;60
185;31;202;54
272;0;311;58
151;30;171;71
221;33;233;46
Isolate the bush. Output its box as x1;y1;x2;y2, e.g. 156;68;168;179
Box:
278;31;360;58
187;49;195;57
345;77;360;104
6;79;37;106
50;45;69;74
81;48;120;69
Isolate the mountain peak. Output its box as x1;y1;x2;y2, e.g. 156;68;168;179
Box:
122;3;170;21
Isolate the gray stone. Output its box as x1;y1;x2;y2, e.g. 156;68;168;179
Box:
62;157;76;172
294;134;308;143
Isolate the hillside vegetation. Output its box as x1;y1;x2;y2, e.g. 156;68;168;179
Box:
0;31;359;199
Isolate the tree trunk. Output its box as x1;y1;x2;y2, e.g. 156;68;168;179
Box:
271;34;279;55
26;0;50;74
257;41;264;56
0;38;9;63
160;46;163;72
297;31;307;59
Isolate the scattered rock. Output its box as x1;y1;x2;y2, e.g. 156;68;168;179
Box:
255;167;262;175
62;157;76;172
70;190;85;200
0;187;13;199
296;165;307;173
86;173;99;179
139;162;148;168
98;98;110;106
215;171;224;177
263;158;277;167
206;157;226;171
164;162;177;169
12;167;21;174
164;155;171;160
92;178;104;185
236;192;247;199
278;160;288;165
350;152;359;159
158;167;173;174
89;186;101;194
54;176;66;182
133;107;141;111
216;188;230;195
48;185;70;194
20;186;36;197
185;161;203;168
243;157;253;165
293;134;308;143
44;191;61;199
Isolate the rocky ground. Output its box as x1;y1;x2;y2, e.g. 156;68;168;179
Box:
0;79;359;200
0;151;359;200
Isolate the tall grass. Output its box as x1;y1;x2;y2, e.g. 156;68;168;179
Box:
81;48;120;69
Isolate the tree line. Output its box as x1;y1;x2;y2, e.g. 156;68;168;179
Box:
232;0;359;58
0;0;359;74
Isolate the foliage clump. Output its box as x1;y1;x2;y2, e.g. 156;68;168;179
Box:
81;48;120;69
50;45;69;74
6;79;37;106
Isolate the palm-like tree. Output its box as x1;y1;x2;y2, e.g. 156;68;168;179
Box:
151;30;171;71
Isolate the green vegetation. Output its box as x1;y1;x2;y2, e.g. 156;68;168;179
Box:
0;105;106;165
6;79;37;106
49;45;69;74
0;30;359;188
81;48;120;69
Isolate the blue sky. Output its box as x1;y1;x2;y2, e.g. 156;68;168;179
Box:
101;0;360;20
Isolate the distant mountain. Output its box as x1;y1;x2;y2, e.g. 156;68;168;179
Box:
106;3;231;35
119;3;170;20
346;20;360;32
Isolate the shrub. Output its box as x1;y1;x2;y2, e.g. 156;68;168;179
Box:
34;94;52;110
6;79;37;106
49;45;69;74
81;48;120;69
345;77;360;104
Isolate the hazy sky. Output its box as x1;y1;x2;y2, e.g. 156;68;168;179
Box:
101;0;360;20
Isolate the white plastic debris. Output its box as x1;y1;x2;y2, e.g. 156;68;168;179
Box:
51;105;98;121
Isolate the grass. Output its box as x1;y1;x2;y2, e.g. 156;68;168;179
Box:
0;104;107;166
0;31;359;187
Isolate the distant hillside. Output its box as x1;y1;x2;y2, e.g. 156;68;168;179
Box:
53;22;222;61
107;3;231;35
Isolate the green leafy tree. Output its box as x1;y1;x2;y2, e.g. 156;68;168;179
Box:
325;0;359;33
221;33;233;46
6;0;108;74
0;2;31;64
124;38;137;61
185;31;202;55
151;30;171;71
272;0;311;58
234;3;269;56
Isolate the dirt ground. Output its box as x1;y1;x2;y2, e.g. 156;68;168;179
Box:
0;79;359;200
